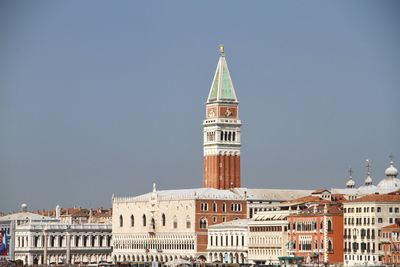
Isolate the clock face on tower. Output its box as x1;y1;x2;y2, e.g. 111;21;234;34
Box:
208;109;215;118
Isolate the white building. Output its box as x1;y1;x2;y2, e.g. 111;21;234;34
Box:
248;209;291;265
0;204;112;265
343;161;400;266
0;204;58;261
14;222;112;265
207;219;248;264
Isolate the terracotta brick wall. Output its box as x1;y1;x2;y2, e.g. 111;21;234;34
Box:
195;199;247;252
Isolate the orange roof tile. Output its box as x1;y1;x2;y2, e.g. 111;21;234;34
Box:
349;193;400;203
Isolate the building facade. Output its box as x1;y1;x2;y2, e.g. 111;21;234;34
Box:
207;219;248;264
112;186;246;263
14;222;112;265
0;204;112;265
288;204;344;265
343;191;400;266
248;209;291;265
381;222;400;266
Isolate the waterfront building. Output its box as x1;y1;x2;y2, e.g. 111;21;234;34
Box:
112;185;246;263
343;182;400;265
381;221;400;266
206;219;248;264
14;221;112;265
0;204;58;260
287;194;344;265
0;204;112;265
248;209;291;265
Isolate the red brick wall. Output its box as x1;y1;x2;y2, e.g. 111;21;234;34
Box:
195;199;247;252
203;155;240;189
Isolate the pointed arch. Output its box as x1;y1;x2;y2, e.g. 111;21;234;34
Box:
162;213;166;226
186;215;191;229
142;214;146;227
119;215;123;227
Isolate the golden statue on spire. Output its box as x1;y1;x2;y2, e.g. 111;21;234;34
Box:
219;44;224;55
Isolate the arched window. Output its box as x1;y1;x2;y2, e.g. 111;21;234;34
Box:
328;240;333;252
143;214;146;227
162;214;166;226
224;131;228;141
232;132;236;141
327;220;332;232
186;216;191;229
220;131;224;141
213;202;217;212
151;218;155;230
119;215;123;227
130;215;134;227
222;203;226;212
200;218;208;229
173;216;178;229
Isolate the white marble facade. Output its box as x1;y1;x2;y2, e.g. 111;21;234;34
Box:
206;219;248;264
14;222;112;265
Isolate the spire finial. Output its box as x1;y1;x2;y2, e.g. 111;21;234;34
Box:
366;159;371;175
348;167;353;178
389;153;395;164
219;44;224;56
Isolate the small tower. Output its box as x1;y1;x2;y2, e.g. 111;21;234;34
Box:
203;45;241;189
364;159;373;186
346;168;355;189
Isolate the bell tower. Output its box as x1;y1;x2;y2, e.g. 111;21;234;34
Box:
203;45;241;189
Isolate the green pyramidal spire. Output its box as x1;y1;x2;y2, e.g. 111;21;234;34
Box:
207;44;238;103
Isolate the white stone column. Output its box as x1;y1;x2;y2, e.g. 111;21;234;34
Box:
66;230;71;265
43;230;48;265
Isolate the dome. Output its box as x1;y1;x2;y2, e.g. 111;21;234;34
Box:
376;177;400;193
21;203;28;212
357;184;377;195
377;160;400;193
385;161;398;177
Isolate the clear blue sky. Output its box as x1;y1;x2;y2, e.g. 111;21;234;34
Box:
0;1;399;212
